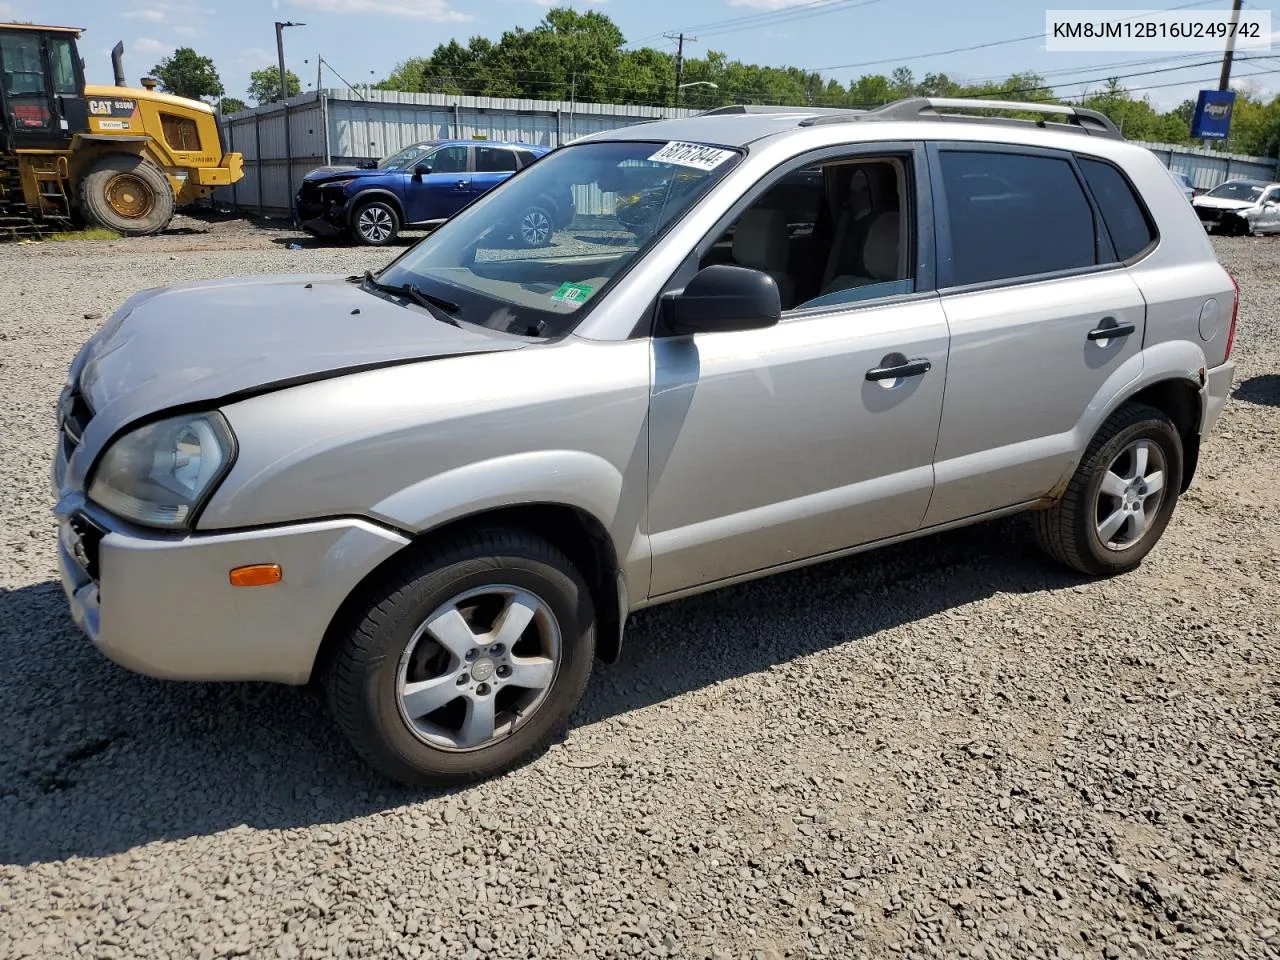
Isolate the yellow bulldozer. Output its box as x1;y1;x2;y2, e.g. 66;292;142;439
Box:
0;22;243;237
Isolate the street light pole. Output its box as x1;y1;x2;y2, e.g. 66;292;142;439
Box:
275;21;304;224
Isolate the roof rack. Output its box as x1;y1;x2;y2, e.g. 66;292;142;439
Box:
798;97;1122;139
697;104;854;117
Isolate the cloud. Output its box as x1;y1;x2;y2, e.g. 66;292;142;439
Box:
122;8;166;20
133;37;170;54
172;24;202;37
0;2;20;16
288;0;470;20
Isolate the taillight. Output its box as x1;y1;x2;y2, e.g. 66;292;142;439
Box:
1225;270;1239;361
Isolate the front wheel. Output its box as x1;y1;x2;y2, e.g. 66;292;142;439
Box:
78;154;175;236
350;199;400;246
516;204;555;248
1032;403;1183;577
327;529;596;786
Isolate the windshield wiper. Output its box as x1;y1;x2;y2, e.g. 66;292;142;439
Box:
361;270;461;324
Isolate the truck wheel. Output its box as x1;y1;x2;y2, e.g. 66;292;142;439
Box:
327;528;596;787
1031;403;1183;577
350;199;400;246
79;154;174;236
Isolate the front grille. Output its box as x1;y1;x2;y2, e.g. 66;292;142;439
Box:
68;512;105;582
1197;208;1223;223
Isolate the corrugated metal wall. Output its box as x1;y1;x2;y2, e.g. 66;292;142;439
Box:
215;89;697;216
216;90;1280;218
1131;139;1280;191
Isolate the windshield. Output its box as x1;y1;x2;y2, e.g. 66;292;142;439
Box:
378;139;742;337
1206;180;1266;201
378;142;438;171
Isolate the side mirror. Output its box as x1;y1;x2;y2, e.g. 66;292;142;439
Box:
661;264;782;336
413;163;432;179
358;160;377;170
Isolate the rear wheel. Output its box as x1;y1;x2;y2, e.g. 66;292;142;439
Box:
78;154;174;236
327;528;596;786
1032;403;1183;576
350;198;400;246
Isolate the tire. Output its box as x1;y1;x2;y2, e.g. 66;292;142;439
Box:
78;154;174;236
1032;402;1183;577
515;203;555;248
350;198;400;246
327;528;596;786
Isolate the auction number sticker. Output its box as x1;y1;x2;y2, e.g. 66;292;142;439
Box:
550;282;594;307
648;141;736;171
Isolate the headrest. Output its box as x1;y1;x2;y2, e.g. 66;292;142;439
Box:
732;207;790;272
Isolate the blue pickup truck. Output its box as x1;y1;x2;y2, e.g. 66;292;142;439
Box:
296;139;573;246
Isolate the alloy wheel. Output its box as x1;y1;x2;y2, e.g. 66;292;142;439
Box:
358;206;394;243
395;585;561;751
1095;438;1167;551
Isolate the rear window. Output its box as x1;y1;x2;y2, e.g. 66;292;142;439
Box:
1079;158;1156;261
476;147;518;173
939;150;1097;287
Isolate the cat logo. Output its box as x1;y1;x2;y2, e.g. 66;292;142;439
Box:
88;98;138;118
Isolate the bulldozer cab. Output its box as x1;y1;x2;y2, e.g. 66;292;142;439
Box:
0;24;88;151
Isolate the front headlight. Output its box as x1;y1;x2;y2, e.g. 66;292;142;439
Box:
88;412;236;529
319;179;354;190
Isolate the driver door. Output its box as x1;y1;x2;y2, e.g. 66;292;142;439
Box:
404;144;472;225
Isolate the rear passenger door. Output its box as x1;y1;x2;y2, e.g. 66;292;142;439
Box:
473;146;519;200
924;145;1149;527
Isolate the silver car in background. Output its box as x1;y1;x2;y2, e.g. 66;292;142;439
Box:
53;98;1239;786
1193;177;1280;235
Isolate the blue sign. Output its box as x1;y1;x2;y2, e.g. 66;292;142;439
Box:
1191;90;1236;140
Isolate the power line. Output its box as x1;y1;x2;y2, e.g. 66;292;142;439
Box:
696;0;888;40
627;0;872;46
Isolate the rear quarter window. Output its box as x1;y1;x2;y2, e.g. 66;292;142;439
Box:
1078;157;1157;261
938;150;1097;287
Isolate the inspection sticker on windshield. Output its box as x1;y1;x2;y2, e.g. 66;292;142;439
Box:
648;141;736;171
550;282;594;307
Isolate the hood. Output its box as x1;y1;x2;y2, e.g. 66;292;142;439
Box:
70;274;524;472
303;165;378;181
1193;195;1258;211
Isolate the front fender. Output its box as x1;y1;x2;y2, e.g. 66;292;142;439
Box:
371;449;626;537
344;187;404;224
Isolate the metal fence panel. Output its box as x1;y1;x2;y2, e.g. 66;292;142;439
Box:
215;92;1280;218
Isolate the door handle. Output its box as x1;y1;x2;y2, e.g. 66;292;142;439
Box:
456;180;468;189
865;358;932;382
1087;320;1136;341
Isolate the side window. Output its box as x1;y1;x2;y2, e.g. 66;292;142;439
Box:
514;149;540;168
426;146;468;174
700;155;915;312
1078;157;1157;261
161;113;200;151
1;33;47;95
49;37;78;95
476;147;518;173
939;150;1097;286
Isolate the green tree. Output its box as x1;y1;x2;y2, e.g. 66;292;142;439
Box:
248;67;300;104
150;47;224;101
217;96;248;115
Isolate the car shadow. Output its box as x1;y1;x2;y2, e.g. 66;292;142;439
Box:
1232;373;1280;407
0;516;1084;865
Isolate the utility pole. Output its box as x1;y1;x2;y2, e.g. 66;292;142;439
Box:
664;32;696;108
275;21;304;224
1217;0;1244;91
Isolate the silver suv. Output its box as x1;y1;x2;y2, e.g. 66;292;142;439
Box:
53;98;1238;786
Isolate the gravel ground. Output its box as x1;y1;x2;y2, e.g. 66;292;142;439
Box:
0;220;1277;960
